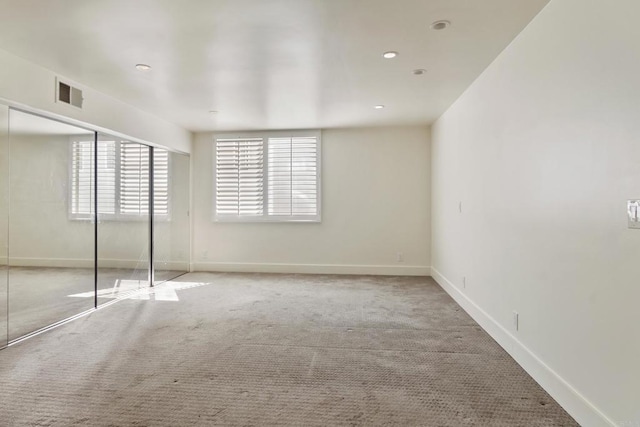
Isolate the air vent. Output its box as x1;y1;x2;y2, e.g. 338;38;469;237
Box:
56;78;83;109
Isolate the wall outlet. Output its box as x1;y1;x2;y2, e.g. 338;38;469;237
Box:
628;200;640;229
513;311;519;331
396;252;404;263
202;250;209;260
462;276;466;289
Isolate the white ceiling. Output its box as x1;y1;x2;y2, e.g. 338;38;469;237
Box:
0;0;549;133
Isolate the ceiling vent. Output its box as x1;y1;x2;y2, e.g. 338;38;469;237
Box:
56;78;83;109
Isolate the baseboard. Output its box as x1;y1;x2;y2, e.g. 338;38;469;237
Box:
9;257;94;268
7;257;187;270
192;262;431;276
154;261;190;271
430;267;617;427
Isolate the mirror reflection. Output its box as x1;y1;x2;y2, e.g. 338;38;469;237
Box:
7;109;95;340
153;150;190;284
96;135;151;303
1;109;190;341
0;105;8;347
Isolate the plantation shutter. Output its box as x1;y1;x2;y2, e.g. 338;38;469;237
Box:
70;140;94;217
71;140;170;219
215;138;264;217
71;140;117;217
119;142;150;216
267;136;318;217
97;141;116;215
152;148;170;216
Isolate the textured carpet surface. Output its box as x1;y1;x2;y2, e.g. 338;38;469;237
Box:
4;266;187;340
0;273;578;426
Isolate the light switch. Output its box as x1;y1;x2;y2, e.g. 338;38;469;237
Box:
628;200;640;229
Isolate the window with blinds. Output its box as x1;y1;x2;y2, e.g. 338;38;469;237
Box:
213;132;321;222
70;140;95;217
70;140;170;220
152;148;170;217
215;138;264;217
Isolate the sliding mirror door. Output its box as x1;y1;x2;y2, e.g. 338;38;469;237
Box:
96;135;150;303
0;111;190;340
153;149;189;284
0;105;8;347
7;109;95;340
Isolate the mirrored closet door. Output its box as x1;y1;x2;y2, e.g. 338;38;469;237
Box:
0;105;9;348
96;135;151;304
7;109;95;340
0;108;190;343
153;149;190;284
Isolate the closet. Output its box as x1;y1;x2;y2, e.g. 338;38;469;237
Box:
0;107;189;346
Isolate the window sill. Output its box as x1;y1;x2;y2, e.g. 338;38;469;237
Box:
212;215;321;223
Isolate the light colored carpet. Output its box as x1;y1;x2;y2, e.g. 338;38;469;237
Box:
5;266;187;340
0;272;578;426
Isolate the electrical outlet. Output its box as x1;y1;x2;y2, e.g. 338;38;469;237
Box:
462;276;466;289
396;252;404;263
513;311;519;331
202;250;209;260
628;200;640;229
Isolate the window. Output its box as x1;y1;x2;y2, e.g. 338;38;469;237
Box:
213;131;321;222
70;139;169;220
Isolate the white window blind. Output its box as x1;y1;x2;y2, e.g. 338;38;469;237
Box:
267;137;318;217
215;138;264;217
119;142;150;216
70;140;170;220
70;140;95;217
153;148;170;217
214;132;320;222
96;140;116;215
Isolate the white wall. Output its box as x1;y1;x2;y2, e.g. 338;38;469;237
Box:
192;126;431;275
0;48;191;154
431;0;640;425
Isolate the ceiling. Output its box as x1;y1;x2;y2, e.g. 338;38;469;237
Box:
0;0;549;133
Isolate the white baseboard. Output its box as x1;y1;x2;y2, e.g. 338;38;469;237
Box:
155;261;190;272
430;267;617;427
9;257;94;268
7;257;188;271
192;262;431;276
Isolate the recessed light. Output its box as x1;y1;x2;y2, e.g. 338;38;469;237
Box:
135;63;152;71
209;110;218;114
430;20;450;30
374;105;385;109
413;69;427;75
382;51;398;59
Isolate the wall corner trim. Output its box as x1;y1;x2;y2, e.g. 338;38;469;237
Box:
430;267;617;427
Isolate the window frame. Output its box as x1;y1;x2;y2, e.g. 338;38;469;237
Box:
68;138;171;222
212;129;322;223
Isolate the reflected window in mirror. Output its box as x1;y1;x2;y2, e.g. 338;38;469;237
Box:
69;140;169;220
